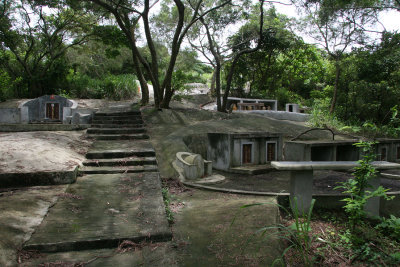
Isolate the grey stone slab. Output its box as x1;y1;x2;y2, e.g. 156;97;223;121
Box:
21;243;178;267
83;157;157;167
80;165;158;174
88;133;149;140
271;161;400;171
90;124;144;128
0;167;78;188
24;172;171;252
86;140;155;159
86;128;146;134
0;185;68;267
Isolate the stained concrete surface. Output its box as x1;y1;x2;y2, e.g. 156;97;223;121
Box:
21;243;178;266
0;185;68;266
25;172;171;252
172;189;283;266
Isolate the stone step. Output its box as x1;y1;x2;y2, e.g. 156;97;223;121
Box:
91;119;144;124
80;165;158;174
87;128;146;134
24;173;171;253
86;141;155;159
83;157;157;167
90;124;144;128
87;133;149;141
95;111;141;116
93;115;143;120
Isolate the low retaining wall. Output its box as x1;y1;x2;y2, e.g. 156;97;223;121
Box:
0;108;20;123
235;110;310;122
0;124;90;132
0;166;79;188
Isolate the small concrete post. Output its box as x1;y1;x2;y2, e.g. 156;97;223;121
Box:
364;174;381;217
290;170;314;214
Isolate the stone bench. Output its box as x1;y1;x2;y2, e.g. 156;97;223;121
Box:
271;161;400;215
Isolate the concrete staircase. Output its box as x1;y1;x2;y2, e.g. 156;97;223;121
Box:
24;105;171;253
80;111;157;174
86;111;149;141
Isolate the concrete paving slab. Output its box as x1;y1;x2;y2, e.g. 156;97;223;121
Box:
0;185;68;266
21;243;178;266
24;172;171;253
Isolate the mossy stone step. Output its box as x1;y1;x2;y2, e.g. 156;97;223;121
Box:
86;140;155;159
91;119;144;124
87;128;146;134
90;124;144;128
80;165;158;174
93;115;143;120
87;134;149;140
95;111;141;116
83;157;157;167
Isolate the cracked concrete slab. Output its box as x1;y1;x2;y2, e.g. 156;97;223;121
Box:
24;172;171;252
0;185;68;266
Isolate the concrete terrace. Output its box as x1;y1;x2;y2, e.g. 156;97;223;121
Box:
0;103;174;266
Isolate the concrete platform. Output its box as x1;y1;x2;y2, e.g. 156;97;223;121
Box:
24;172;171;252
0;167;78;188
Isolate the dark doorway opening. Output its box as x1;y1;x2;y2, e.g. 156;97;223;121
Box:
266;142;276;161
242;144;252;164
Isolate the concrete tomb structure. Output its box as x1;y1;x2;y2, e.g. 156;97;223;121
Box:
375;138;400;162
16;95;93;124
284;140;361;162
19;95;76;124
272;161;400;216
227;97;278;111
284;139;400;163
285;103;299;113
207;132;283;171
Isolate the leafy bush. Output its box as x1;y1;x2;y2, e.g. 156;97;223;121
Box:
103;74;138;100
376;215;400;242
66;71;138;100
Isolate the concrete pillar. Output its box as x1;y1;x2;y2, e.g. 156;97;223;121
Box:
364;175;381;217
290;170;313;214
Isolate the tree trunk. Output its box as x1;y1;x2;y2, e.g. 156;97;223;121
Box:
131;53;149;106
215;63;222;111
330;58;341;114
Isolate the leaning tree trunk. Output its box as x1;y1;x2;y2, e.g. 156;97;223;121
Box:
330;58;341;114
131;53;149;106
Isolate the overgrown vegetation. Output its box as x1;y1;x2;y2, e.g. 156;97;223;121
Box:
161;186;174;225
266;142;400;266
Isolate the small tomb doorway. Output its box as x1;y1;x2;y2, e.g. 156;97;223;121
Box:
380;147;387;161
242;143;253;164
46;103;60;120
397;146;400;160
266;141;277;162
